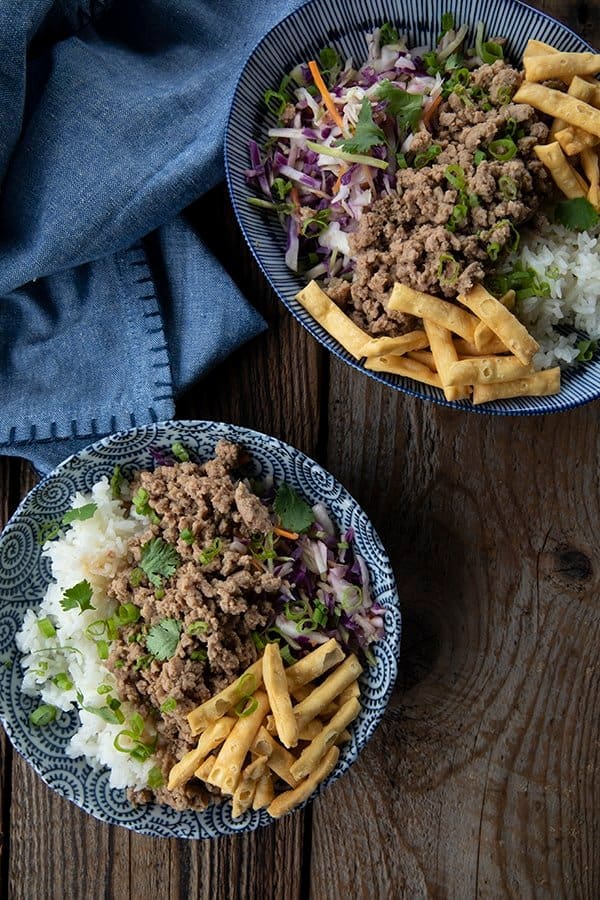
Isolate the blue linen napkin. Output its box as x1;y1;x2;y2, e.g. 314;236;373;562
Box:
0;0;300;475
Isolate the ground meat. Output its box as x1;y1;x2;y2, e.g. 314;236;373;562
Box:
105;441;283;810
332;61;552;334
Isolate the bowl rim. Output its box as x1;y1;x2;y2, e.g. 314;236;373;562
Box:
224;0;598;418
0;418;401;837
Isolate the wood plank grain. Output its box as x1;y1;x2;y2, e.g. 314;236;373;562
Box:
309;359;600;899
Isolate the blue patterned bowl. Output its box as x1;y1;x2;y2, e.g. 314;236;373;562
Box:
225;0;598;415
0;421;400;838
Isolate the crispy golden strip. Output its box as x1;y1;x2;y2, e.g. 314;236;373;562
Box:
298;719;326;741
555;125;599;156
295;281;371;359
187;659;263;733
523;39;560;58
454;336;509;357
231;756;268;818
568;75;600;107
252;772;275;810
500;290;516;312
196;716;236;760
195;754;218;781
472;368;561;404
513;82;600;138
263;642;299;749
365;354;443;387
251;727;299;787
267;746;340;819
286;638;345;691
458;284;539;365
243;755;268;781
336;730;352;745
423;319;461;402
338;681;360;705
358;331;429;358
207;690;269;794
534;142;589;198
446;355;533;387
582;148;600;206
293;655;363;731
406;350;436;370
168;747;204;791
290;698;361;781
388;283;478;341
524;52;600;83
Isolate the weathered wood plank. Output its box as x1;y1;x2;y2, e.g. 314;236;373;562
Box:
310;359;600;899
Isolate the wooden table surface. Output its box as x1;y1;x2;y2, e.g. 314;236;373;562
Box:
1;2;599;897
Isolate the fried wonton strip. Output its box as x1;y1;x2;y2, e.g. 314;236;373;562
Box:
472;367;561;404
358;331;429;358
196;716;236;761
406;350;437;370
187;659;263;733
338;681;360;705
336;730;352;745
568;75;600;108
423;319;461;402
293;655;363;731
582;147;600;209
252;772;275;810
267;746;340;819
523;39;560;58
295;281;372;359
513;82;600;138
251;727;299;787
290;698;361;781
555;126;599;156
207;690;269;794
458;284;539;365
388;283;478;341
231;756;268;818
195;754;218;781
168;747;205;791
285;638;345;691
298;719;326;741
454;336;509;356
263;643;299;749
534;142;589;198
524;52;600;83
446;355;533;386
365;354;444;387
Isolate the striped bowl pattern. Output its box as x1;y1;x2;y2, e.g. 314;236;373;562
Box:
0;421;400;838
225;0;598;415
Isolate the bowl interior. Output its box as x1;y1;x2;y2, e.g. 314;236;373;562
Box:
225;0;597;416
0;421;400;838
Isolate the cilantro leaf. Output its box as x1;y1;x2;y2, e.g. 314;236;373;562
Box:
339;98;385;155
376;81;424;133
319;47;341;86
62;503;97;525
110;465;125;500
555;197;600;232
274;484;315;534
146;619;182;661
60;580;95;614
139;538;181;589
379;22;399;46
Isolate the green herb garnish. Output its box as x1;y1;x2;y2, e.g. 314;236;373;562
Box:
413;144;441;169
198;537;223;566
235;697;259;718
474;149;486;166
83;703;125;725
146;618;182;661
117;603;140;626
379;22;399;46
576;339;597;362
187;620;209;636
52;673;73;691
376;81;424;134
37;617;56;639
60;580;94;615
487;137;517;161
190;649;208;661
132;487;160;525
147;766;164;789
62;503;97;525
171;441;189;462
37;521;62;545
110;465;125;500
274;483;315;534
272;177;293;200
555;197;600;232
339;97;385;155
139;538;181;588
160;697;177;714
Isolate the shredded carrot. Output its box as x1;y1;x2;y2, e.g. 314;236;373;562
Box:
273;526;299;540
421;94;442;130
308;60;346;132
332;164;347;195
290;186;300;207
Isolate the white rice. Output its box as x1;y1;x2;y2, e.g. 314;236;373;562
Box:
16;479;152;790
513;223;600;369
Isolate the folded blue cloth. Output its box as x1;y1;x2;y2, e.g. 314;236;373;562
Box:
0;0;300;474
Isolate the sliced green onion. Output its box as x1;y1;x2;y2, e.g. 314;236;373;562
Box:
446;201;468;232
498;175;518;200
147;766;164;789
187;620;209;636
488;138;517;161
475;21;504;65
154;587;165;601
199;537;223;566
160;697;177;714
305;140;389;171
444;164;466;190
190;649;207;661
279;643;295;665
129;567;144;588
85;619;108;639
546;264;561;280
474;149;486;166
118;603;140;626
396;151;408;169
300;209;331;237
97;683;112;695
576;339;597;362
52;673;73;691
251;631;266;651
130;712;144;736
30;704;57;727
413;144;442;169
180;528;194;545
486;241;502;261
264;88;288;118
171;441;189;462
37;617;56;639
84;704;125;725
96;640;109;660
235;697;259;718
437;252;461;286
237;672;257;698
